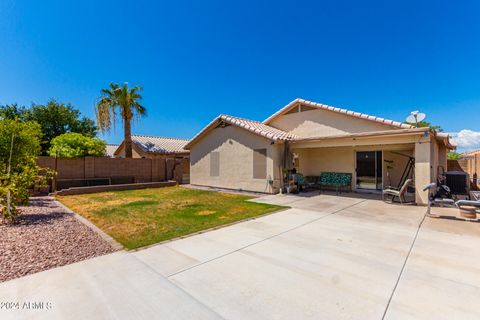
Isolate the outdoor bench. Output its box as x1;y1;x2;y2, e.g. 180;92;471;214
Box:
319;172;352;194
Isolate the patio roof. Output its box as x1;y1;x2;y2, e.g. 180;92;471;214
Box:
293;127;429;142
291;126;454;149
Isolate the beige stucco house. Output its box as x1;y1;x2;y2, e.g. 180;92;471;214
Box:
185;98;453;204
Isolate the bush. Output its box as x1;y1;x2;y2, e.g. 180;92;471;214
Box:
447;151;462;160
48;133;106;158
0;119;47;223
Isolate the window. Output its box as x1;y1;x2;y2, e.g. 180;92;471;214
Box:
253;149;267;179
210;152;219;176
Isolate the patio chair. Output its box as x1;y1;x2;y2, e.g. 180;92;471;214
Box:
304;176;319;190
383;179;413;204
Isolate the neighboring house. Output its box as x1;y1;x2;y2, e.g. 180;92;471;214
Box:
185;98;454;204
114;134;190;159
460;149;480;185
105;144;120;158
461;149;480;159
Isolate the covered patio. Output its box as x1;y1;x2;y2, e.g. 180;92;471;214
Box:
287;127;451;205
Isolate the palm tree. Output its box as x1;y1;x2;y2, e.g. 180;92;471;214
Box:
96;83;146;158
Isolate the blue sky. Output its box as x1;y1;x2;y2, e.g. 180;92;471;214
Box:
1;0;479;150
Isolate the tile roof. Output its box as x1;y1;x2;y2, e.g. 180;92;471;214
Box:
263;98;413;129
105;144;119;157
132;135;190;154
184;114;298;149
220;115;299;140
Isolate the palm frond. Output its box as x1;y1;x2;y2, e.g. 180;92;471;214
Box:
95;82;147;133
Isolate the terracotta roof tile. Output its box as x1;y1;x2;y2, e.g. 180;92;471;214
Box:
105;144;119;157
185;114;297;149
219;115;298;141
132;135;189;154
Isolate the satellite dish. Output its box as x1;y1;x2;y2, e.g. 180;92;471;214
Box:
405;110;426;127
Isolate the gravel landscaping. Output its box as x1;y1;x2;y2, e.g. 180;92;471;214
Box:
0;197;117;282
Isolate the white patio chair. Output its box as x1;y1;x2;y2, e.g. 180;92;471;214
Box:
382;179;413;204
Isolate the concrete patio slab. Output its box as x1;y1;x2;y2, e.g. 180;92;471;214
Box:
385;222;480;320
2;193;480;320
168;203;421;319
0;252;220;320
134;204;353;276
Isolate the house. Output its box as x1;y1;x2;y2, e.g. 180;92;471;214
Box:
105;144;120;158
184;98;454;204
459;149;480;187
114;134;190;160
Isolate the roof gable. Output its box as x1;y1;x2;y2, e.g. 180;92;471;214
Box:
184;115;297;149
105;144;120;157
263;98;412;129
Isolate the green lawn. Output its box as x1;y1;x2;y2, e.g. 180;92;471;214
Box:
57;186;286;249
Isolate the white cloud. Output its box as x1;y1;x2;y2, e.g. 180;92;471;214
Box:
450;129;480;152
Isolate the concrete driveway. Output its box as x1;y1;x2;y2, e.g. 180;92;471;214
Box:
1;193;479;319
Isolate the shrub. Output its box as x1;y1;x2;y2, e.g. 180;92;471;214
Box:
447;151;462;160
0;119;47;223
48;133;106;158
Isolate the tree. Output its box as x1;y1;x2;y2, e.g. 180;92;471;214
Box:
25;100;97;153
0;104;28;120
0;119;46;223
447;151;462;160
0;100;97;154
48;133;106;158
96;83;146;158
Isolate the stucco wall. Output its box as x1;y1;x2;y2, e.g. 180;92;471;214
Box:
269;108;397;138
297;147;355;176
189;125;282;193
438;143;448;172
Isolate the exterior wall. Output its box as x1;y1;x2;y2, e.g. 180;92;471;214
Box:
189;125;282;193
431;139;439;181
438;143;448;173
296;147;354;175
269;108;397;138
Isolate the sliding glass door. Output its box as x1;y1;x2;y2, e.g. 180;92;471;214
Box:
356;151;383;190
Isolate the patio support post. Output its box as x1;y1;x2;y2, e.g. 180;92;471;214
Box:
414;139;432;205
